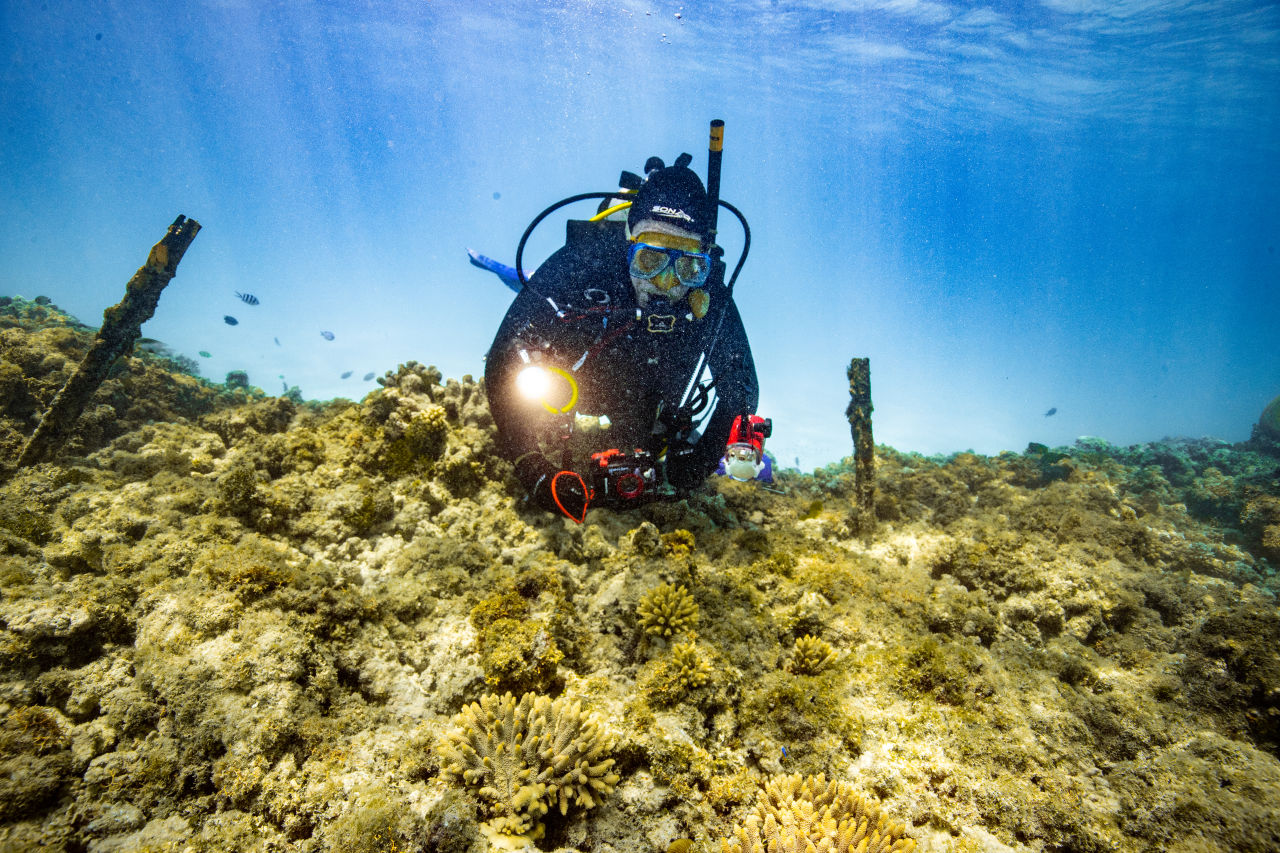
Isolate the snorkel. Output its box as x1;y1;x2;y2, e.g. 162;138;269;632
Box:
671;120;753;436
705;120;725;276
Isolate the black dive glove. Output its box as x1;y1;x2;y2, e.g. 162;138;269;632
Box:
516;453;591;523
662;446;707;494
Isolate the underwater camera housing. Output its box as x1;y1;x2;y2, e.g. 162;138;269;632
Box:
589;448;657;505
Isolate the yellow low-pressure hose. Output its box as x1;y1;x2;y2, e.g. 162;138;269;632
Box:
589;201;632;222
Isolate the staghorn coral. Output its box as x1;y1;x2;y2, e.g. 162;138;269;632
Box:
721;774;915;853
787;634;836;676
437;691;620;845
638;582;699;639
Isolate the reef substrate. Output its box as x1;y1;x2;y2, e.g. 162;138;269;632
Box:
2;296;1279;852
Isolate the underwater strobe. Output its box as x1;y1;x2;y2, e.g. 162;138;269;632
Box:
515;356;579;415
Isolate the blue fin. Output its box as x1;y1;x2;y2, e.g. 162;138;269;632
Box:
467;248;530;293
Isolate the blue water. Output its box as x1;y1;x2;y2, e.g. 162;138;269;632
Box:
3;1;1277;465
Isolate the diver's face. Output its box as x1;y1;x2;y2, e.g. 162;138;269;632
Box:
630;230;703;307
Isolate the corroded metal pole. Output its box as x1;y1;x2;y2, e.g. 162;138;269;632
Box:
17;215;201;467
845;357;875;528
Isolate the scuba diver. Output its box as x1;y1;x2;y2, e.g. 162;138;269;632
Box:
483;125;764;522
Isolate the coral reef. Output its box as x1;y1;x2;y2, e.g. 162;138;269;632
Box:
1;301;1279;851
0;297;237;469
721;773;915;853
437;691;619;846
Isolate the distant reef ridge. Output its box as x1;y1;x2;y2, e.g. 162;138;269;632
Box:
2;294;1279;852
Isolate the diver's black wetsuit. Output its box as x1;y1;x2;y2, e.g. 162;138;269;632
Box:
485;218;758;502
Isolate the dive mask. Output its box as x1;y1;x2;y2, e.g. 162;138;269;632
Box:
628;242;711;287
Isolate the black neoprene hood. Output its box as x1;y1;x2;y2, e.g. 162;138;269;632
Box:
626;164;712;240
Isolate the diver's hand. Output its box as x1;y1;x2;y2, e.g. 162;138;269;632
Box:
534;470;590;523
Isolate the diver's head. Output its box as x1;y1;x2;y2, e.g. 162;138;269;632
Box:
626;156;712;244
626;226;708;310
626;158;713;314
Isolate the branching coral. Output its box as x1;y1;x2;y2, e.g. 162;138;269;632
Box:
638;583;699;638
787;635;837;676
669;641;712;689
437;691;620;845
661;528;697;556
638;641;716;707
721;774;915;853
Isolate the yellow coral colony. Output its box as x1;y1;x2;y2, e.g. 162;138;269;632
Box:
787;635;837;676
638;582;699;638
669;641;713;689
437;692;620;846
721;774;915;853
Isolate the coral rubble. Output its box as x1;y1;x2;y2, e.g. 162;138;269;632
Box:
1;299;1279;852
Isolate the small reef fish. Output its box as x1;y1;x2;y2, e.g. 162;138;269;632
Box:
223;315;238;326
1044;407;1058;417
274;337;281;346
234;291;260;306
135;338;172;355
198;351;211;358
320;330;335;341
362;372;375;381
340;371;352;379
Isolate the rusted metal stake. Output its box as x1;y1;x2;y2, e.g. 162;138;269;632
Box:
17;215;201;468
845;357;875;531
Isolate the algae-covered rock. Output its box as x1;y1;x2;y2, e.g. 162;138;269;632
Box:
0;705;74;822
1254;394;1280;442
